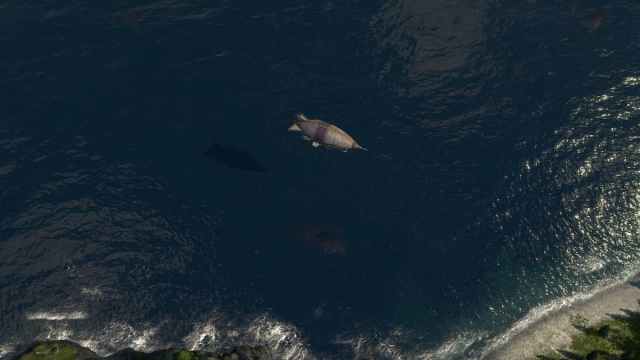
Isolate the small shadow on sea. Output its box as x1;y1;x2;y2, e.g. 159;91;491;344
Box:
204;142;268;173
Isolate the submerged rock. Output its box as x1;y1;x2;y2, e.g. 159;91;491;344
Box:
13;341;271;360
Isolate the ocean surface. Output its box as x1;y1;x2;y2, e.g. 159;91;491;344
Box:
1;0;640;359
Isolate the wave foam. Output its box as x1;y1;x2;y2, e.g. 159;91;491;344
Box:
248;315;312;360
0;344;16;359
26;311;88;320
418;331;487;360
182;319;218;351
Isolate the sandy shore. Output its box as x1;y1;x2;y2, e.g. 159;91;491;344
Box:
485;276;640;360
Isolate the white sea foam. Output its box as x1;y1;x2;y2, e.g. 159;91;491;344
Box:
76;339;99;352
182;319;218;351
45;325;74;340
181;312;313;359
333;327;486;360
0;344;16;359
19;282;640;360
80;287;104;297
97;321;161;354
248;314;312;360
417;331;487;360
27;311;88;320
27;320;161;356
131;328;158;350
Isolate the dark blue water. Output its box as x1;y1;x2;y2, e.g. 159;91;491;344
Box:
2;0;640;358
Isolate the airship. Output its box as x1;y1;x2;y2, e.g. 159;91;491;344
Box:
288;113;367;152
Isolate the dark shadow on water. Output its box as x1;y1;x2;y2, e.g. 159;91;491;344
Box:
204;142;268;173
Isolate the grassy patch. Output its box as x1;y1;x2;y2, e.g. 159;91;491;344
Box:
19;343;77;360
175;350;198;360
570;332;618;356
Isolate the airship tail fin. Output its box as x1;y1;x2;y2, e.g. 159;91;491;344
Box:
296;113;309;121
354;143;368;151
288;123;302;132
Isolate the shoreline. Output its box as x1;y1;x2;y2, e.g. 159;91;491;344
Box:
485;274;640;360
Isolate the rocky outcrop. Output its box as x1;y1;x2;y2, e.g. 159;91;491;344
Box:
13;340;271;360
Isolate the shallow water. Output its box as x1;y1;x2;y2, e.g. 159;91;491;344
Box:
1;0;640;358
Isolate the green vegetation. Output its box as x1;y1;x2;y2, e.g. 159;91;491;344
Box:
13;341;269;360
18;342;78;360
537;302;640;360
174;350;197;360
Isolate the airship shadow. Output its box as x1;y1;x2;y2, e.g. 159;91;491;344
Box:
204;142;268;173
